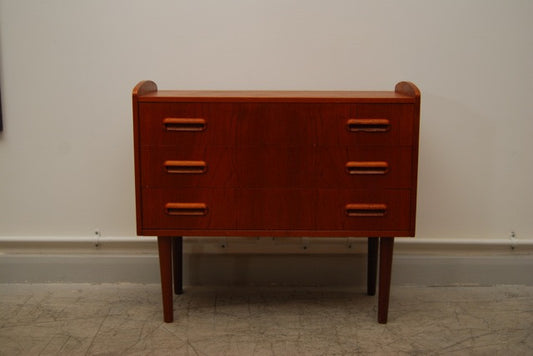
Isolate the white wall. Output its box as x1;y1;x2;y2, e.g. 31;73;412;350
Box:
1;0;532;241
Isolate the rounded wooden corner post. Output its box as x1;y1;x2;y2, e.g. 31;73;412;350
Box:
394;81;420;99
133;80;158;98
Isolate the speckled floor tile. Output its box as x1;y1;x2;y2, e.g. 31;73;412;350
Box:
0;284;531;355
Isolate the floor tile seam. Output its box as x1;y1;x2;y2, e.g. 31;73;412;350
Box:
0;315;119;328
118;322;184;355
82;306;114;356
436;330;501;353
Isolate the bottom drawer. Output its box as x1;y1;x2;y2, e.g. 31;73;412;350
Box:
140;188;412;233
141;188;236;229
236;189;316;230
316;189;411;231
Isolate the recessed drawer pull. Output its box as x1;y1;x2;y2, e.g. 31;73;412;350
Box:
346;119;391;132
163;118;206;132
164;160;207;174
345;161;389;175
165;203;208;216
345;203;387;217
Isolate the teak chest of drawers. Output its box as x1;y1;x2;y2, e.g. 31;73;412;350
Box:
132;80;421;323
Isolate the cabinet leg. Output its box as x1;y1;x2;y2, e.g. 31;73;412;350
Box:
378;237;394;324
367;237;379;296
157;236;173;323
172;236;183;295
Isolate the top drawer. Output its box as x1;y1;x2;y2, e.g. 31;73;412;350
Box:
138;103;236;147
138;102;415;147
317;103;415;146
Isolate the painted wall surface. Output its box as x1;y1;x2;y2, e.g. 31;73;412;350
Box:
0;0;532;240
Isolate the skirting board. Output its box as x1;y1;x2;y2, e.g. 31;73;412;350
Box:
1;254;532;286
1;236;532;286
2;236;532;255
1;236;532;285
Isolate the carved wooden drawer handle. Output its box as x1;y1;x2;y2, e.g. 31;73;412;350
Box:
345;161;389;175
164;161;207;174
163;118;206;131
345;203;387;217
165;203;208;216
346;119;391;132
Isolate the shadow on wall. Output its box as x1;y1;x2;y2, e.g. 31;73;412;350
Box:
416;93;502;237
187;254;368;287
0;86;3;132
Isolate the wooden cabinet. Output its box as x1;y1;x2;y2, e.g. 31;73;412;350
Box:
133;81;421;323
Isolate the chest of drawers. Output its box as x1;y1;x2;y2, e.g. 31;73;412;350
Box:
133;81;420;323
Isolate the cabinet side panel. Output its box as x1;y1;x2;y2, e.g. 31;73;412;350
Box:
409;96;421;236
132;93;144;234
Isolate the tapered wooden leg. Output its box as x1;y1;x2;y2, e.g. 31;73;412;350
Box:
157;236;173;323
378;237;394;324
367;237;379;296
172;236;183;295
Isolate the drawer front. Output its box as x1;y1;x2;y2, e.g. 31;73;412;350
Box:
317;146;413;189
317;104;414;147
141;188;236;229
140;146;234;188
140;145;412;189
136;100;417;234
235;147;315;188
139;103;236;147
316;189;411;231
236;103;324;146
236;189;316;230
139;102;414;147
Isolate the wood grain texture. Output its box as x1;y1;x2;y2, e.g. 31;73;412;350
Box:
345;161;389;175
133;80;157;96
317;189;411;232
140;228;414;238
140;146;234;188
138;102;237;147
162;118;206;132
395;81;421;98
346;118;391;132
163;160;207;174
236;189;316;230
135;91;419;235
137;90;415;103
157;236;173;323
142;188;236;230
318;146;412;189
132;82;157;235
316;104;414;147
396;82;421;237
165;203;208;216
235;147;315;188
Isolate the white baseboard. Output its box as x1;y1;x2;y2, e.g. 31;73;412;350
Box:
1;236;532;286
2;236;532;254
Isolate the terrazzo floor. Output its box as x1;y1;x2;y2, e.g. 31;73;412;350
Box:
0;284;532;355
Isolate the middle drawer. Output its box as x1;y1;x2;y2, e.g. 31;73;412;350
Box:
142;145;412;189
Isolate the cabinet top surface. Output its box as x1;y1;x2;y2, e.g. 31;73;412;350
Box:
136;90;415;103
